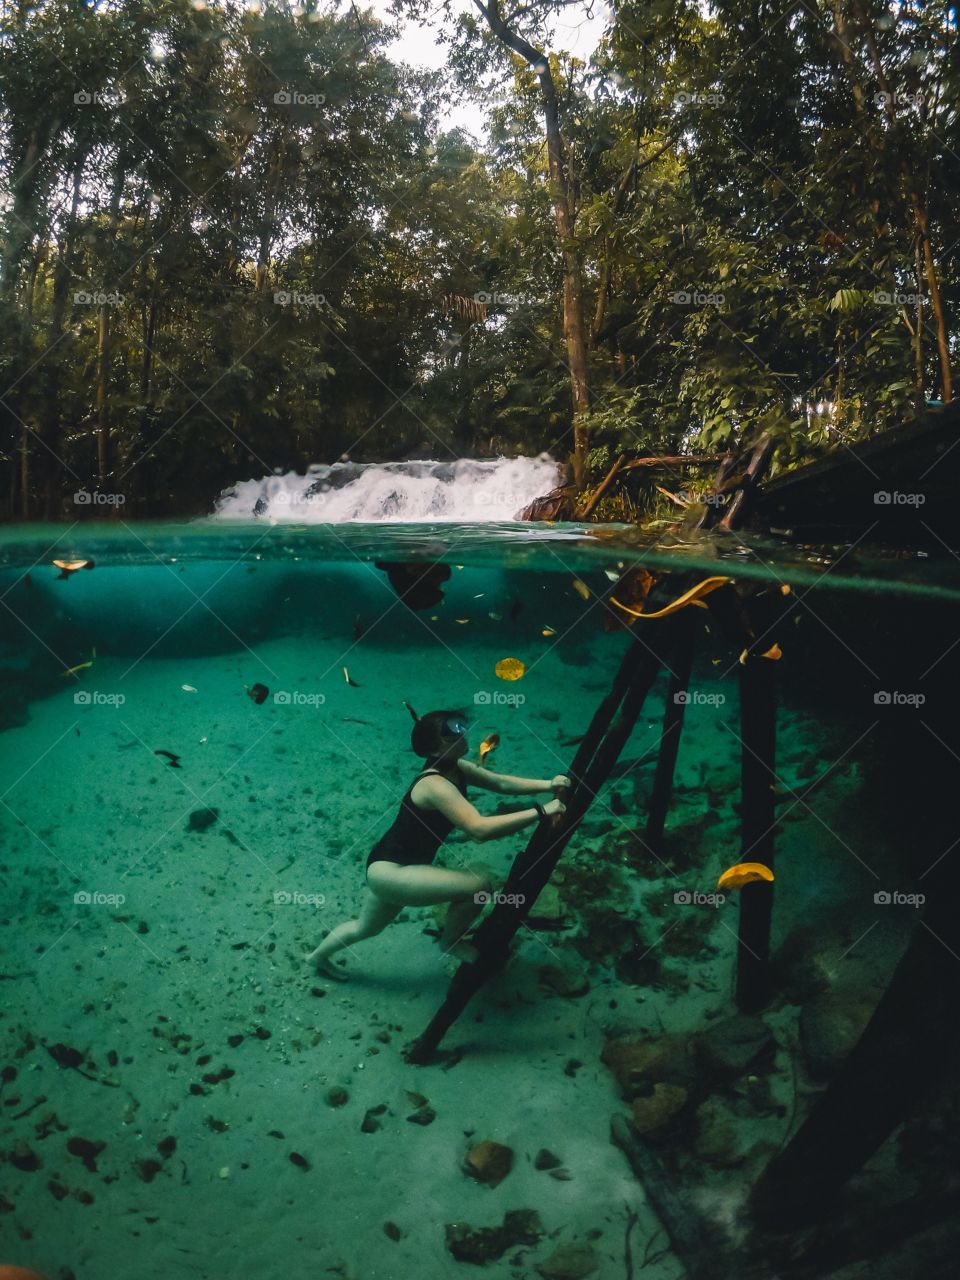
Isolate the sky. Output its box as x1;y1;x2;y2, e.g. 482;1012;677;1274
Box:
361;1;614;130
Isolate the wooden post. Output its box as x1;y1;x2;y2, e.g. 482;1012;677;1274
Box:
405;615;685;1063
750;890;960;1228
734;652;778;1012
644;609;697;858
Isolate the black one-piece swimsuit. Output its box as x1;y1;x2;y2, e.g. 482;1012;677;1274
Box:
365;767;467;874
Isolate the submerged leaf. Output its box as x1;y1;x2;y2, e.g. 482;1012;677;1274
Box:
495;657;526;681
479;733;500;766
717;862;775;891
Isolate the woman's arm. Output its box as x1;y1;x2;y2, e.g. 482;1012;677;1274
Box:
457;758;568;795
417;774;564;842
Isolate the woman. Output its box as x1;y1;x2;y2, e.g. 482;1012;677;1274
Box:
306;706;569;980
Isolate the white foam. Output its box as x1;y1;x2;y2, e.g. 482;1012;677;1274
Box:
213;456;561;523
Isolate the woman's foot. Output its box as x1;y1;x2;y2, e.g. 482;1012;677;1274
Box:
313;954;349;982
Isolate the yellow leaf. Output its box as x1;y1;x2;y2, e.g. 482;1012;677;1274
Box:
717;862;775;891
611;576;732;620
495;657;526;681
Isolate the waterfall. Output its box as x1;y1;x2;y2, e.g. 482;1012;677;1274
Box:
213;456;561;522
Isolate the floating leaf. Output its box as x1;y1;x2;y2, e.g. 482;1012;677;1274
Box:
572;578;590;600
343;667;361;687
455;618;470;624
761;643;782;660
611;576;732;620
53;558;95;579
542;627;556;636
181;684;197;693
717;862;775;891
495;657;526;681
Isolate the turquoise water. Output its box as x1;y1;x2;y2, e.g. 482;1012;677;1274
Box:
0;520;955;1278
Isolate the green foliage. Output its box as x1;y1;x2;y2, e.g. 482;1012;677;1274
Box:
0;0;956;515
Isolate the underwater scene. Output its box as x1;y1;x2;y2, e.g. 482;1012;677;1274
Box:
2;518;957;1280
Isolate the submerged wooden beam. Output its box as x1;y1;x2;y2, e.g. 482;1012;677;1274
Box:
644;608;697;859
734;652;778;1013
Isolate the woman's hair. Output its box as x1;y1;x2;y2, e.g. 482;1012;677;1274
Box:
407;707;467;758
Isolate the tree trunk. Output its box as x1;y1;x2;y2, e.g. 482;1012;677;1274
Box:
474;1;591;485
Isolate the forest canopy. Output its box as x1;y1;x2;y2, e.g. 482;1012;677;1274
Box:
0;0;957;516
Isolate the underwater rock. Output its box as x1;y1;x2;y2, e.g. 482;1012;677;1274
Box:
694;1098;741;1167
630;1084;688;1136
135;1158;163;1182
187;808;219;833
799;990;876;1080
464;1140;513;1187
67;1136;105;1172
325;1087;349;1107
771;926;832;1004
527;883;565;928
601;1035;695;1098
383;1221;402;1242
7;1141;41;1172
406;1106;436;1126
445;1209;544;1264
694;1015;775;1080
538;961;590;998
361;1104;387;1133
534;1148;563;1171
535;1243;599;1280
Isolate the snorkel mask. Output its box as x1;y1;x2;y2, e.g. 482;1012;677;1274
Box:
443;715;469;738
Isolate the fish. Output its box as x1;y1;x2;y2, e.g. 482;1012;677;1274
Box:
343;667;361;687
478;733;500;766
61;648;96;679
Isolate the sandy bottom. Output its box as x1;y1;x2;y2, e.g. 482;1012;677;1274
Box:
0;604;908;1279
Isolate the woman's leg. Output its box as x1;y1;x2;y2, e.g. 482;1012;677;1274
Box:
305;889;402;979
367;860;497;961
